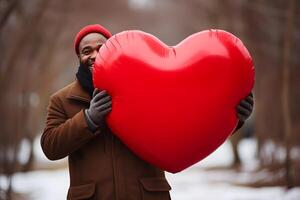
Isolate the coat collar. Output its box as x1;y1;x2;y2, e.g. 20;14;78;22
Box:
66;79;91;103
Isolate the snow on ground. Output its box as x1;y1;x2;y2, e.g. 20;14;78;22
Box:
166;139;300;200
10;169;69;200
1;138;300;200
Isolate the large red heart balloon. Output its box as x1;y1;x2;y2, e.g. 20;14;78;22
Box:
94;30;254;173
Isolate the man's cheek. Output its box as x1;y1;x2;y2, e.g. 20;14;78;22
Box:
80;57;88;66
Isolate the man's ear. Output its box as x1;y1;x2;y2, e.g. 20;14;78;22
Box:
77;56;82;66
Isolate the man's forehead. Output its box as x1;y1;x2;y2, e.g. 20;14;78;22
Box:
79;33;107;48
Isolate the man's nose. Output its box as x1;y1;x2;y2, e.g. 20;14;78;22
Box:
90;50;98;59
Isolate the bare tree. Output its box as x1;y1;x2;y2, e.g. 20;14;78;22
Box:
282;0;295;188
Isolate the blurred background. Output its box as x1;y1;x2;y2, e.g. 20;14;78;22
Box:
0;0;300;199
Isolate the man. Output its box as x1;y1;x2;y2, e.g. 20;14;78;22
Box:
41;24;254;200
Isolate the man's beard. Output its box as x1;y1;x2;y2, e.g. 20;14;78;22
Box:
76;62;94;97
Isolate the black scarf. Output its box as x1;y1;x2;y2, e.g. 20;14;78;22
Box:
76;64;94;97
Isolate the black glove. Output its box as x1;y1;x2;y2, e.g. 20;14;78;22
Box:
236;92;254;122
84;88;112;132
234;92;254;132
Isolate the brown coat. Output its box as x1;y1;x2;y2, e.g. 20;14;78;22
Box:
41;79;171;200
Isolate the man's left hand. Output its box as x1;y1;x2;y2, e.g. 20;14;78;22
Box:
236;92;254;122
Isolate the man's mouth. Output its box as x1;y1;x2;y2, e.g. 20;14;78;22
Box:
88;64;94;72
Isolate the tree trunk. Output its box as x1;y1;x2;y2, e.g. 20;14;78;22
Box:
282;0;295;189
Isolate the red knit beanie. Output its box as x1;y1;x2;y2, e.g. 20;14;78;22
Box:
74;24;112;54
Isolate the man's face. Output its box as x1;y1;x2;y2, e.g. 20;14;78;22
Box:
78;33;107;73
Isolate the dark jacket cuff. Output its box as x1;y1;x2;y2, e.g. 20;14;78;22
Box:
232;120;244;134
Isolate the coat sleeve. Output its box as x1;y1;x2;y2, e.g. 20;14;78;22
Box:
231;120;244;135
41;94;97;160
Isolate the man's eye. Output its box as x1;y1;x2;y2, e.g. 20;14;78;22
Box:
83;50;90;55
96;45;103;51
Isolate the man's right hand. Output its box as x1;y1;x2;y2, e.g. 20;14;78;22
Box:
86;88;112;128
